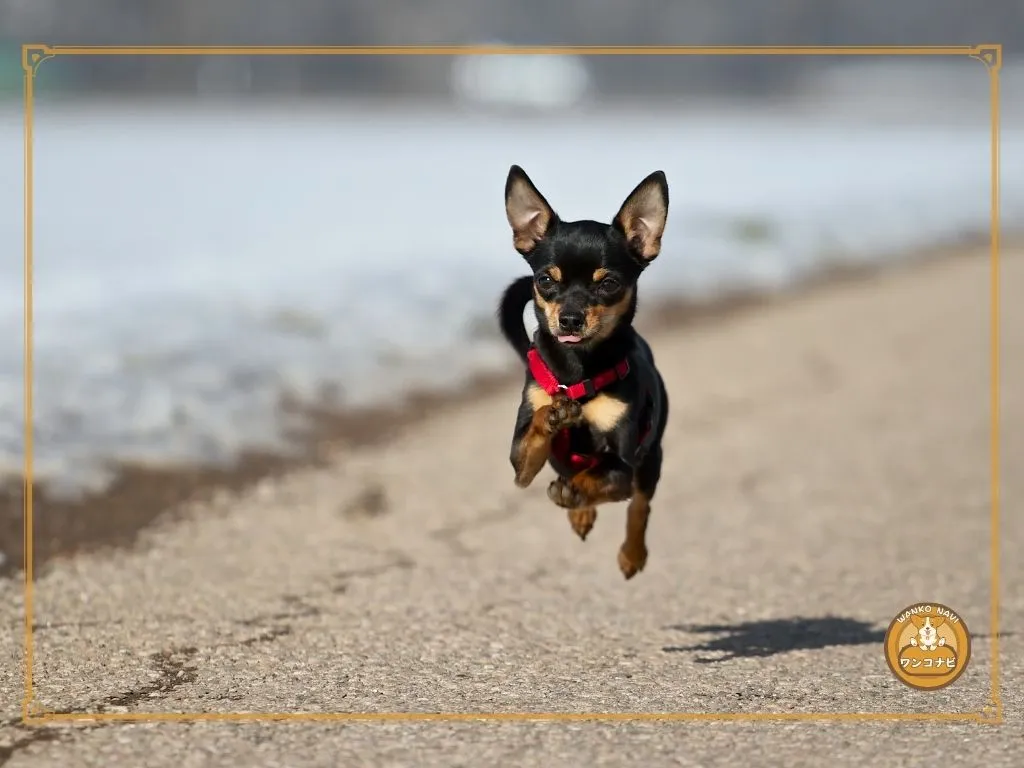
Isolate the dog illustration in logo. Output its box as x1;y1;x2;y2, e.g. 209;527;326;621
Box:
909;615;946;651
898;615;957;676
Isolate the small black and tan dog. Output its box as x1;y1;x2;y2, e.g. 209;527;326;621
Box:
497;165;670;580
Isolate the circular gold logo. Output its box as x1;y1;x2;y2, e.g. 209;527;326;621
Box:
884;602;971;690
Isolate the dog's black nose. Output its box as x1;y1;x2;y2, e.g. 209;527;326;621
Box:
558;311;585;333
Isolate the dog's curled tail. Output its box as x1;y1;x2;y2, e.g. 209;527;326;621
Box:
498;275;534;362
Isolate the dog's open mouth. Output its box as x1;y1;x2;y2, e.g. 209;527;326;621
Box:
557;334;584;344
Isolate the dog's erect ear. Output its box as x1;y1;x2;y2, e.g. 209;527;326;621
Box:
930;617;946;627
613;171;669;263
505;165;557;254
910;616;925;628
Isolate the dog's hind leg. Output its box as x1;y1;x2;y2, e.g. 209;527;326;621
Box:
567;506;598;541
618;444;662;580
547;462;632;508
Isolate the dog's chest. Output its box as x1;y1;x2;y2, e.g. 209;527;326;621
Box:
580;393;631;434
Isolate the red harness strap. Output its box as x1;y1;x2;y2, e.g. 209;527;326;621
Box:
527;348;630;401
526;347;634;473
551;429;598;473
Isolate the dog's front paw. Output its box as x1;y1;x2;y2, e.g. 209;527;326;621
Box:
547;477;586;509
546;393;583;433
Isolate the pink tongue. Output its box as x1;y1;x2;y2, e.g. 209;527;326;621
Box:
558;335;582;343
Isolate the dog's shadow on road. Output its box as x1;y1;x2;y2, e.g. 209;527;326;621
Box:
662;616;886;664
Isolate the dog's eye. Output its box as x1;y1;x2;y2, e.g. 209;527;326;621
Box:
536;274;556;290
598;277;621;295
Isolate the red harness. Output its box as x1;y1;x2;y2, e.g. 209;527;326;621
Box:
526;347;633;473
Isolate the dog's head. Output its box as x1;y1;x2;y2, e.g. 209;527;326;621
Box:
910;615;946;646
503;165;669;349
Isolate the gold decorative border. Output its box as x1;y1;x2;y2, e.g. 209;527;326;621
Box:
20;43;1003;726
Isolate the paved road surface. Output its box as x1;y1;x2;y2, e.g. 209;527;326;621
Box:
1;249;1020;766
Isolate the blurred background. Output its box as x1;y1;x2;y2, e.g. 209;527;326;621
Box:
2;0;1024;97
0;0;1022;502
